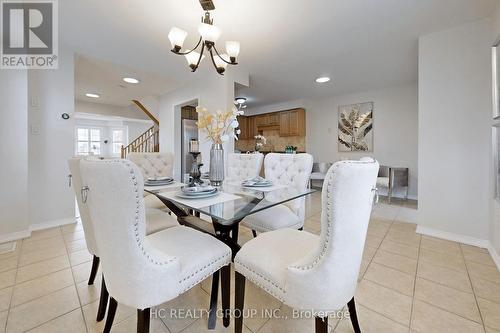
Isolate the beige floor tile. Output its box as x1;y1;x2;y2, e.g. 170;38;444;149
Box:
385;230;420;248
11;269;74;307
478;297;500;330
334;304;408;333
414;278;481;322
69;249;92;267
71;261;95;283
65;239;87;254
379;239;419;259
25;228;61;243
467;262;500;285
364;263;415;296
157;285;211;333
25;309;86;333
0;288;12;312
16;255;70;284
83;299;135;333
0;257;18;274
6;286;80;333
364;235;383;249
461;244;489;254
486;327;500;333
258;308;333;333
367;224;389;238
410;300;483;333
110;315;169;333
470;275;500;304
0;311;7;333
182;316;259;333
372;250;417;275
63;230;86;243
18;246;67;267
394;208;418;224
418;248;466;272
60;222;83;235
358;260;370;281
355;279;412;326
463;250;497;267
0;270;16;290
76;274;102;306
371;204;400;221
362;246;377;262
420;236;461;257
201;267;235;296
417;261;472;293
390;221;417;233
20;236;65;254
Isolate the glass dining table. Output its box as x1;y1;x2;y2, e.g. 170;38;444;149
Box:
145;181;316;329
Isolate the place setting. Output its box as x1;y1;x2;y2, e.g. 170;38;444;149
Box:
144;176;174;186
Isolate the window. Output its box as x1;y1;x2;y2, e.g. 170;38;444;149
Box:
112;129;125;156
76;127;101;155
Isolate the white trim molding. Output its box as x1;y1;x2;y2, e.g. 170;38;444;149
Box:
416;225;490;248
0;217;78;243
489;244;500;272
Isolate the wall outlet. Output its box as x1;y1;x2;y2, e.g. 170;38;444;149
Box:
30;125;40;135
30;97;40;108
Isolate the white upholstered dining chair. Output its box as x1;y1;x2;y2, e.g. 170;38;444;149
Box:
226;153;264;182
242;153;313;235
79;159;232;333
127;152;174;211
234;159;379;333
68;157;179;322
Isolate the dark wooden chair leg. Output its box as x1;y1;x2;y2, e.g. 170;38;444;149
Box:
298;227;303;231
137;308;150;333
252;230;257;238
103;297;118;333
96;276;108;322
347;297;362;333
88;255;100;285
315;316;328;333
235;271;246;333
221;265;231;327
207;270;219;330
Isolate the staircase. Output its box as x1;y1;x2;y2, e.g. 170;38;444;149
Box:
121;100;160;158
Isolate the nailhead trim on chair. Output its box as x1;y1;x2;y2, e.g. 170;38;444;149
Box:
236;261;286;302
180;252;231;293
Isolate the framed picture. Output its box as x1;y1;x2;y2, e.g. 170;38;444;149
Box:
338;102;374;152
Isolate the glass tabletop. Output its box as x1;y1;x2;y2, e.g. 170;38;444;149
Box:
151;182;316;225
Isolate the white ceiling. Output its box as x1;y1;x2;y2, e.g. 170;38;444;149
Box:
63;0;497;108
74;54;172;106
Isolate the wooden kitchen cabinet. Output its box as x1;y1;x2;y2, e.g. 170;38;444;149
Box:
237;116;248;140
255;114;268;127
268;113;280;125
280;108;306;137
247;116;256;138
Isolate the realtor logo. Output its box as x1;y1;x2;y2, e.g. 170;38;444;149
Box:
1;0;58;69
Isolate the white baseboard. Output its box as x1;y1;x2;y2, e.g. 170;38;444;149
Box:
0;217;77;244
488;244;500;272
415;225;490;248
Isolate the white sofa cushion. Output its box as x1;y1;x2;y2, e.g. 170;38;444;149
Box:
235;228;318;301
147;226;231;292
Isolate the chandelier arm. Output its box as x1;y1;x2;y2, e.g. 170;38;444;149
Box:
208;48;224;75
193;42;205;71
173;36;203;55
212;45;238;65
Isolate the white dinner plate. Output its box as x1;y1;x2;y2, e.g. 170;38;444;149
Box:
176;190;220;199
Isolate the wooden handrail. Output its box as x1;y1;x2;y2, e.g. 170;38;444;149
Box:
132;100;160;125
121;126;159;158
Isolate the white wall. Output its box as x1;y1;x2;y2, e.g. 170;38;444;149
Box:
76;100;148;120
0;71;29;240
245;99;305;116
28;45;76;227
418;19;492;242
304;84;419;199
159;69;247;180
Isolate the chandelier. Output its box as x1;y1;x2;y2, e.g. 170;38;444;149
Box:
168;0;240;75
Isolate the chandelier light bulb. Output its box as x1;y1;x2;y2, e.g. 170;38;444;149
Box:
198;23;221;43
213;53;229;74
168;27;188;51
225;41;240;62
184;50;205;70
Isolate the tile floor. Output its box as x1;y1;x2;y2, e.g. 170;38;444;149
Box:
1;193;500;332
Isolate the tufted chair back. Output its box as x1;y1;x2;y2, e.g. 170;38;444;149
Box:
80;159;181;309
127;153;174;180
227;153;264;182
67;158;98;256
286;159;379;312
263;153;313;221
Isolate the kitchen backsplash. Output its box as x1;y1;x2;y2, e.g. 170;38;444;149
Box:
235;129;306;152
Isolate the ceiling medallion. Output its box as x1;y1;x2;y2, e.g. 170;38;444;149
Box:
168;0;240;75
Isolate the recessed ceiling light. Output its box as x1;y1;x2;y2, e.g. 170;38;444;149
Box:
123;77;140;84
235;97;246;104
85;93;100;98
315;76;331;83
